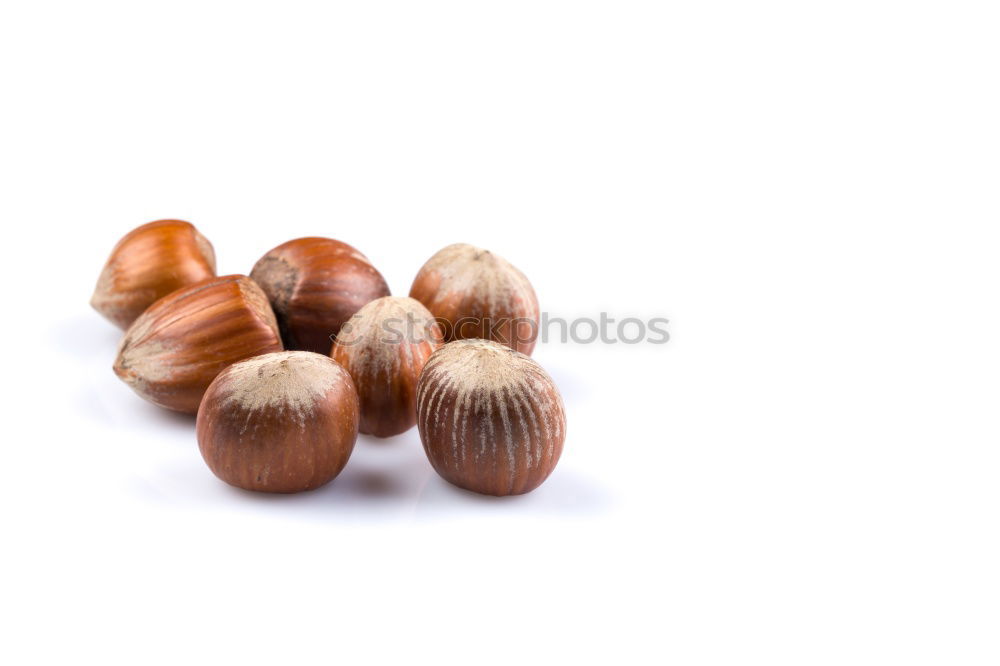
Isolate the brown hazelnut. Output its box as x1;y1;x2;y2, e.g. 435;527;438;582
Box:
416;339;565;496
113;275;283;413
250;237;391;354
331;296;444;437
91;219;217;329
409;243;539;355
196;351;359;493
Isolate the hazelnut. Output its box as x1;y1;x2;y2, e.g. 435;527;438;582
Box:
331;297;444;437
113;275;283;413
409;243;539;355
196;351;359;493
91;219;217;329
250;237;391;354
416;339;565;496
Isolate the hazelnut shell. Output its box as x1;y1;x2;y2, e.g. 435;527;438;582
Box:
416;339;566;495
409;243;539;355
196;351;359;493
113;274;283;413
331;296;444;437
250;237;391;354
91;219;217;329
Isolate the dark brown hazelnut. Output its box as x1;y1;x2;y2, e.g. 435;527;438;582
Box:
250;237;391;354
416;339;565;495
196;352;359;493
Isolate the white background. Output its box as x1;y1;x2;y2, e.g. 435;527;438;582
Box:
2;1;998;664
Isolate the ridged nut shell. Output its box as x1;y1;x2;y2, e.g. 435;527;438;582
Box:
250;237;391;354
91;219;217;329
113;275;283;413
416;339;566;496
196;351;359;493
331;297;444;437
409;243;540;355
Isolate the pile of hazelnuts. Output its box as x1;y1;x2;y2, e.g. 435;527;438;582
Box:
92;220;566;496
